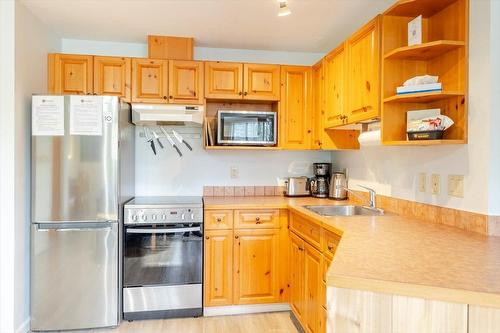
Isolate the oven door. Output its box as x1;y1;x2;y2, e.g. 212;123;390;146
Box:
124;223;202;287
217;111;277;145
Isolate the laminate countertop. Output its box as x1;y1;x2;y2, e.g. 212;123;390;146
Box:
204;196;500;308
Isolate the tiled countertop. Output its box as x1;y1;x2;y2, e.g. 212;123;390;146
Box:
203;196;500;307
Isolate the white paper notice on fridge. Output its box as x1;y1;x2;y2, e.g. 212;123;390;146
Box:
32;95;65;136
69;96;103;136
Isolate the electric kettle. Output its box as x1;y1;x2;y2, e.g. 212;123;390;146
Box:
329;172;348;200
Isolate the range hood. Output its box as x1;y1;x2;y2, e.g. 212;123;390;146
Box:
131;104;204;126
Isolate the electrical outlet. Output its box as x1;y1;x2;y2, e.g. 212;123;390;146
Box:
448;175;464;197
418;173;426;192
431;174;440;195
230;166;239;179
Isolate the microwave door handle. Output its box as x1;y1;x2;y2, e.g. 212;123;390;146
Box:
126;227;201;234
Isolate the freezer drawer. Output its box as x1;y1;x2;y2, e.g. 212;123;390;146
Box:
31;222;118;331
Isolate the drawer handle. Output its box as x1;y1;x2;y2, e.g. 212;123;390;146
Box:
298;247;304;251
327;245;334;251
216;217;222;222
255;217;261;224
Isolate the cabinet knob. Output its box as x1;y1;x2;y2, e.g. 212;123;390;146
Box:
216;217;222;222
243;92;248;96
235;235;239;239
169;95;173;99
163;96;167;100
206;236;210;240
238;91;243;96
327;245;334;251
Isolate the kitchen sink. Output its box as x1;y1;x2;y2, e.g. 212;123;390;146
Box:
304;205;384;216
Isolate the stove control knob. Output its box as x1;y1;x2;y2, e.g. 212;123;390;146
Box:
162;214;166;220
190;213;195;220
142;215;147;221
152;214;157;221
181;213;185;220
131;215;137;222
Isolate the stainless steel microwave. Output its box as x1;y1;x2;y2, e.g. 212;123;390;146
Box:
217;110;277;146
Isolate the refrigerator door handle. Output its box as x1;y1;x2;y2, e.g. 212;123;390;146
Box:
36;222;116;231
126;227;201;234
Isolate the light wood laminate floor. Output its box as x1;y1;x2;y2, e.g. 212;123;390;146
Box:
72;312;298;333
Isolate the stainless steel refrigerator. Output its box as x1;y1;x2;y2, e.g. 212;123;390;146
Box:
31;95;135;331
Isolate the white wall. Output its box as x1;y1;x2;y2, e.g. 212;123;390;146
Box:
61;38;324;65
0;1;17;332
15;5;60;332
332;0;494;215
135;129;330;196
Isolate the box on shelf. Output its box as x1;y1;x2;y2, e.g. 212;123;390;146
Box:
397;83;442;95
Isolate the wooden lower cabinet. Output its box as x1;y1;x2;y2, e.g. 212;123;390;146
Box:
233;229;280;304
204;229;233;306
290;230;325;333
304;242;323;333
290;232;305;322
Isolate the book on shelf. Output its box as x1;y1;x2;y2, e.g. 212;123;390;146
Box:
396;83;442;95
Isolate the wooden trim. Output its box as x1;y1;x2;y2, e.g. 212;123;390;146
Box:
203;303;290;317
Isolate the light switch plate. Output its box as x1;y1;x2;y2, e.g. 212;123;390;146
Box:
448;175;464;197
418;173;426;192
431;174;440;195
230;166;239;179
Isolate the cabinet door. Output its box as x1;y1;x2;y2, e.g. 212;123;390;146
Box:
346;15;381;123
312;61;324;150
93;56;131;101
48;54;93;95
243;63;280;101
168;60;204;104
233;229;279;304
205;62;243;99
290;231;305;323
324;44;346;128
131;58;169;103
204;229;233;306
304;242;323;333
279;66;312;149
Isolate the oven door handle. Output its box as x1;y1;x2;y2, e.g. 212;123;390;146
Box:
126;227;201;234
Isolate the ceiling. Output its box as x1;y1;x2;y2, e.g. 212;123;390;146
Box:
21;0;394;53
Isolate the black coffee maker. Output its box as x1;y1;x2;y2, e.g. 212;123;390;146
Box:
310;163;331;198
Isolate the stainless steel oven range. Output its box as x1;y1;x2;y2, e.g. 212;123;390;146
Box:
123;197;203;320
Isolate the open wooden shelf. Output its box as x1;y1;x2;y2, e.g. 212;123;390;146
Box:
384;0;458;17
204;146;281;151
384;91;464;103
384;40;465;60
383;139;467;146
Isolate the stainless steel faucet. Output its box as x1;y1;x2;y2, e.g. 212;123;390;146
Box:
343;185;382;212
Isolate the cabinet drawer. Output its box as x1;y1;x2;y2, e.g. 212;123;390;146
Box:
234;209;280;229
323;230;341;259
205;210;233;230
290;213;322;250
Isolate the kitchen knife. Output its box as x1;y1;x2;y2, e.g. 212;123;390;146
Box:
145;127;157;155
165;131;182;157
152;129;164;149
172;129;193;151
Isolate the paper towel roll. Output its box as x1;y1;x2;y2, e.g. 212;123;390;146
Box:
358;130;381;146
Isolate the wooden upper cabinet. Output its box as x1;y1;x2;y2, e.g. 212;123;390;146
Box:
204;229;233;306
243;63;280;101
48;54;93;95
324;44;346;128
346;15;381;123
289;231;305;323
279;66;312;149
168;60;204;104
233;229;280;305
93;56;131;101
131;58;169;104
205;62;243;99
312;61;324;150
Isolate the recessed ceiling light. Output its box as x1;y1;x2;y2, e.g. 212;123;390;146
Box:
278;1;291;17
